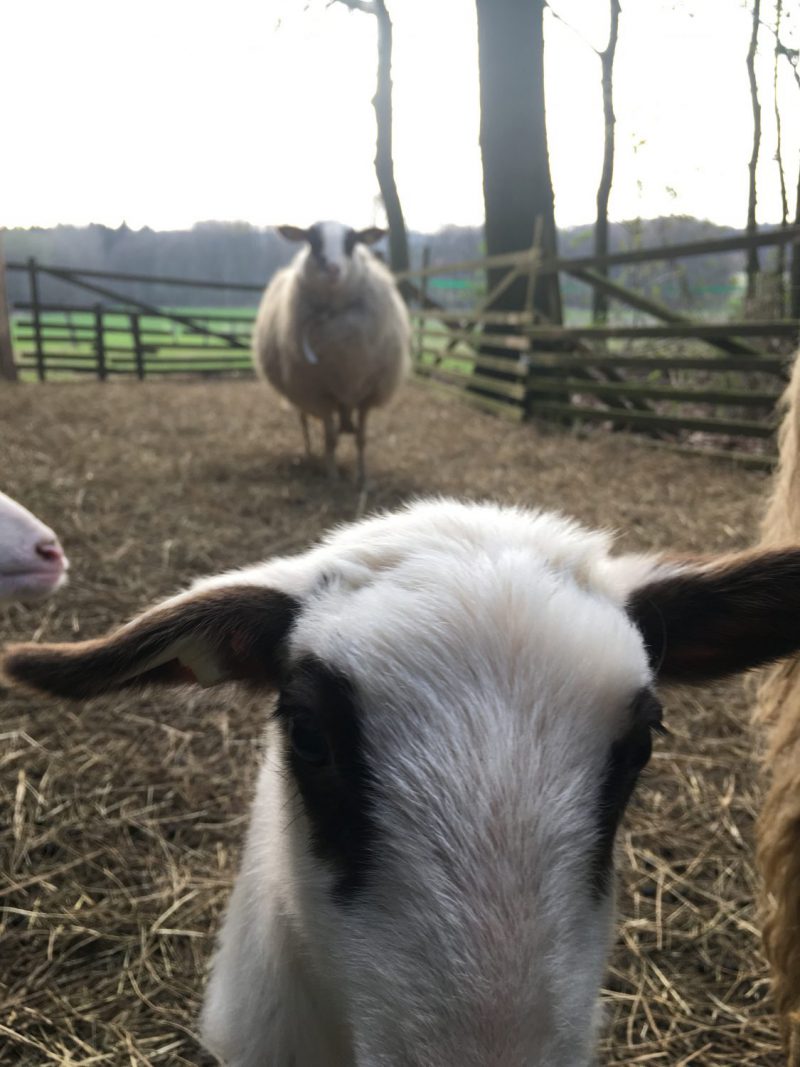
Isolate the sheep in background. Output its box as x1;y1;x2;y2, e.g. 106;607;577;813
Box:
755;349;800;1063
8;499;800;1066
0;489;68;603
253;221;411;486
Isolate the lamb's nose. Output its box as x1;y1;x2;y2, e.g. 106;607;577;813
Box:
35;539;63;563
327;264;342;280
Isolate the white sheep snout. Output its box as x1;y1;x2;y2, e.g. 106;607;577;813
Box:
0;491;69;603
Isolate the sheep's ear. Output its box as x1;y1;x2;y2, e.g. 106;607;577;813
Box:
354;227;386;246
2;585;298;700
626;548;800;684
277;225;310;243
277;224;311;243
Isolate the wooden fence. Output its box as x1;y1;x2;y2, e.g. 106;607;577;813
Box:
398;225;800;465
5;260;259;380
4;228;800;464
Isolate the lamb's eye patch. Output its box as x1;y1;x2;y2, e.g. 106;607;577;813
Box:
590;688;664;900
274;656;376;900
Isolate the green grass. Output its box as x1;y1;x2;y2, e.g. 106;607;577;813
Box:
12;307;258;381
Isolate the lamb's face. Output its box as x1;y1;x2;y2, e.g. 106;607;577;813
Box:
0;490;68;603
274;515;656;1066
277;220;386;288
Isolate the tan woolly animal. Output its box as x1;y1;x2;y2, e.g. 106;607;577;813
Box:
253;221;411;486
756;349;800;1064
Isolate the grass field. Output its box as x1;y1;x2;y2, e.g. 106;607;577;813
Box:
11;307;260;381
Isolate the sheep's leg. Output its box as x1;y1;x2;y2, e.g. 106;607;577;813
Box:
323;413;339;482
299;412;312;456
355;406;369;488
338;405;355;434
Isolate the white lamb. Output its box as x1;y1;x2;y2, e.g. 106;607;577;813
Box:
6;499;800;1066
0;489;67;603
253;221;411;486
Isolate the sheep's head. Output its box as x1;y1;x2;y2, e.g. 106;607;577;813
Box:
6;500;800;1065
278;220;386;288
0;490;68;604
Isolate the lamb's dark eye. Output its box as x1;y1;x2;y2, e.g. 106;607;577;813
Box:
289;717;331;767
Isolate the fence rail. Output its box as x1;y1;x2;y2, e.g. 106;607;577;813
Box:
4;230;800;465
11;303;256;381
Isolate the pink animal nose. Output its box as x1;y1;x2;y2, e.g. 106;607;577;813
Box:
35;539;63;563
327;264;342;279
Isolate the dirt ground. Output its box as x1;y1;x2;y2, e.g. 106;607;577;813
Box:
0;379;783;1064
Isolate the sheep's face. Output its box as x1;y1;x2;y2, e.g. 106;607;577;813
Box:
0;490;68;603
278;220;386;287
8;500;800;1065
276;520;656;1067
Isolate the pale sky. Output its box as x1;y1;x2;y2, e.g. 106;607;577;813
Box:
1;0;798;233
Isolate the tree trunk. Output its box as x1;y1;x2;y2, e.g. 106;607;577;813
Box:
331;0;409;276
373;0;409;275
0;232;18;383
773;0;788;316
593;0;621;325
746;0;762;304
475;0;561;327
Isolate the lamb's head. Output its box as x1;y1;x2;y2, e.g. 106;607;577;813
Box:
278;220;386;289
6;499;800;1066
0;490;68;604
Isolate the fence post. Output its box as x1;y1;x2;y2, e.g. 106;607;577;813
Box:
0;233;17;382
94;304;107;381
130;311;145;380
418;245;431;363
28;258;45;382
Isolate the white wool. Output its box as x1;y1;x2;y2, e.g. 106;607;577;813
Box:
251;221;411;483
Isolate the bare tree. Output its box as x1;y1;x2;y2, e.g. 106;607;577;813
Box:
593;0;621;324
766;6;800;318
545;1;620;324
772;0;789;314
746;0;762;304
475;0;561;325
332;0;410;275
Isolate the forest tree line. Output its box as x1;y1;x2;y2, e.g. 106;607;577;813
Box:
5;216;757;315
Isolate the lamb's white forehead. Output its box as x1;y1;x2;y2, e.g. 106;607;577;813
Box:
316;220;350;265
295;510;651;717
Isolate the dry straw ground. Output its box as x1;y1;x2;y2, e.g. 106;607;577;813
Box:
0;380;783;1064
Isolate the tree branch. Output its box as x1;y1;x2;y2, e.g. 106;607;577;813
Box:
757;15;800;90
544;2;600;55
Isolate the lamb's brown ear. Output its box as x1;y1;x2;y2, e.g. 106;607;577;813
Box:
277;225;310;243
627;548;800;684
354;227;386;246
2;586;298;700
